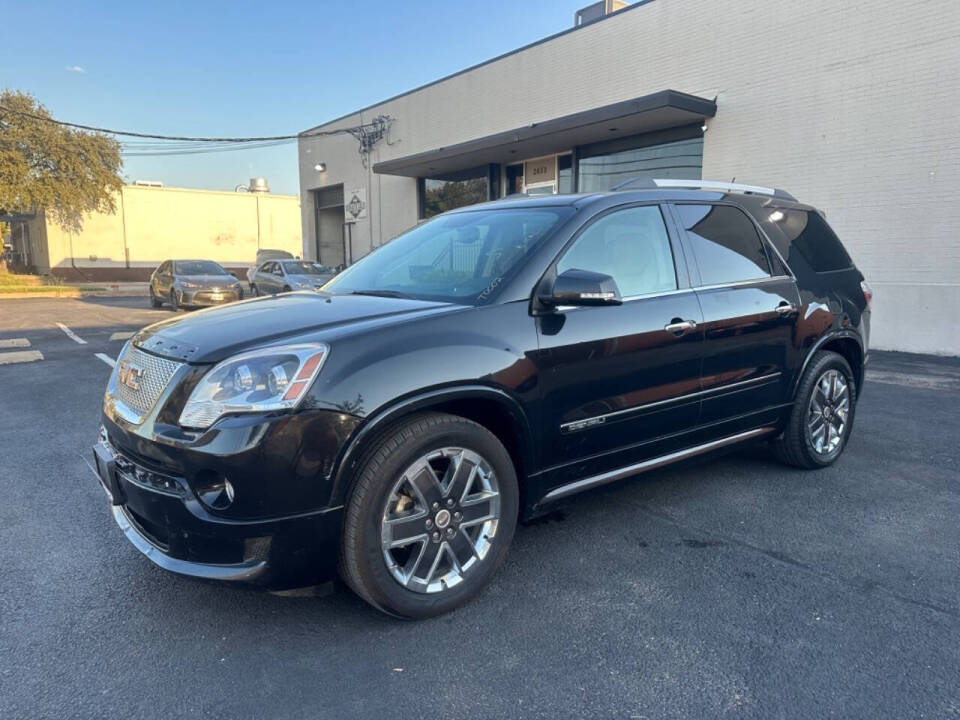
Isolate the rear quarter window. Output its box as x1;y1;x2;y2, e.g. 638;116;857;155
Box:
778;210;853;272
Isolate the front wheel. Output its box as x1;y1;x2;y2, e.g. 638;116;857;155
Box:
149;286;162;308
774;350;857;469
250;284;259;297
339;412;518;619
169;289;180;311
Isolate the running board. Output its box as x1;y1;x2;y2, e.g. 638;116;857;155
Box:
539;427;775;504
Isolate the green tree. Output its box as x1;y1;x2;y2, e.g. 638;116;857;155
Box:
0;90;122;232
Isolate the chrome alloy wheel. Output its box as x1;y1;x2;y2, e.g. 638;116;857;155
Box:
807;369;850;455
381;447;500;594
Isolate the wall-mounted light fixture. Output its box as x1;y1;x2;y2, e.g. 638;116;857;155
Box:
314;163;326;172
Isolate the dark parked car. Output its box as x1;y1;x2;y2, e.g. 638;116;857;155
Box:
248;259;336;296
149;259;244;309
94;179;871;618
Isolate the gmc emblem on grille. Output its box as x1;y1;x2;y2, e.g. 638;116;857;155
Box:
118;362;145;391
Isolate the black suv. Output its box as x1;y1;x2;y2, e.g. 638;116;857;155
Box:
93;180;871;618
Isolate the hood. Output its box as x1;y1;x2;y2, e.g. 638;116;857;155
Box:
176;275;239;287
133;292;458;363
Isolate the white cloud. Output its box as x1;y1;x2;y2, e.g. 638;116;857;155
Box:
65;65;85;73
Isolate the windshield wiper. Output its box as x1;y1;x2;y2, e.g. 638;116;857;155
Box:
343;289;414;299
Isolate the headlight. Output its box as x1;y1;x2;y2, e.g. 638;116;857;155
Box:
178;343;329;429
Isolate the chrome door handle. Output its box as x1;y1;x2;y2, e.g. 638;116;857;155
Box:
775;303;796;315
664;319;697;334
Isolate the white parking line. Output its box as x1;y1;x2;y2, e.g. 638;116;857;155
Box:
109;331;135;342
56;322;87;344
0;338;30;348
95;353;116;368
0;350;44;366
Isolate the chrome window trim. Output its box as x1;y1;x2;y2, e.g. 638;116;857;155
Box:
560;372;782;433
692;275;793;293
540;427;776;504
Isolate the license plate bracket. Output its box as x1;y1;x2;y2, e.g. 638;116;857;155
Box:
93;442;125;506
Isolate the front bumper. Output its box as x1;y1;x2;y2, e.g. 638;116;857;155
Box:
93;404;358;588
178;288;242;306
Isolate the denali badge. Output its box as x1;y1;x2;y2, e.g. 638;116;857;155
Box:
118;362;145;391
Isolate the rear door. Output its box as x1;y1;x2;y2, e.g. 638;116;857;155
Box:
260;262;278;293
536;203;705;489
671;202;802;430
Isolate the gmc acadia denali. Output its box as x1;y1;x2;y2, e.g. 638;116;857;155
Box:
92;179;871;618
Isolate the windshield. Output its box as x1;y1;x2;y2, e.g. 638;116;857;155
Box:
324;207;572;303
174;261;228;276
283;261;326;275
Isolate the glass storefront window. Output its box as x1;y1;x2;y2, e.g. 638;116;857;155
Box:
421;167;489;218
577;137;703;192
558;154;573;194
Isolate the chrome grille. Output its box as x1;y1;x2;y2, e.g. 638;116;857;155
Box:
113;344;183;422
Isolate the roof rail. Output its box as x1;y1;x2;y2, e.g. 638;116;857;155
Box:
611;177;796;201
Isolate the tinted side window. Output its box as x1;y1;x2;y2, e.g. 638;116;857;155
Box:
779;210;852;272
557;205;677;297
676;204;771;285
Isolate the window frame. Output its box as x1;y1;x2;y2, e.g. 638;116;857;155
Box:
539;201;693;305
668;201;795;289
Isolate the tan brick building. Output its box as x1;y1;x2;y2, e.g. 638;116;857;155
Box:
11;184;302;281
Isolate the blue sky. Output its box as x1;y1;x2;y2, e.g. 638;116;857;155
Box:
1;0;604;195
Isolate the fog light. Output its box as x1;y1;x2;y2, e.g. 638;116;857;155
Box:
196;474;235;509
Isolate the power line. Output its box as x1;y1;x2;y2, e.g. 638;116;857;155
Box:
0;103;379;142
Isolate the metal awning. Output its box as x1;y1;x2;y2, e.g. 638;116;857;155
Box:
373;89;716;178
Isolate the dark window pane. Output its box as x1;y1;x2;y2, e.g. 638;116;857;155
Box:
578;137;703;192
558;206;677;297
506;164;524;195
676;204;771;285
777;210;852;272
421;167;489;218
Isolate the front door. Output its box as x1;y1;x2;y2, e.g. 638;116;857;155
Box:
536;204;705;489
671;202;802;430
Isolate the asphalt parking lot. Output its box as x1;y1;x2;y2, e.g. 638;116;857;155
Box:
1;296;959;719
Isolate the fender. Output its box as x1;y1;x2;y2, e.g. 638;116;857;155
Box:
325;384;536;507
791;328;865;400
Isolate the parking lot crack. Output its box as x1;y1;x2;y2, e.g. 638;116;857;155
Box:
634;503;960;620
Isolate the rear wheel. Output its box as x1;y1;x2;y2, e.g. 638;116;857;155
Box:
774;350;856;468
340;412;518;619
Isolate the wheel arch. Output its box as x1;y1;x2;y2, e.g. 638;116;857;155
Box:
327;385;535;509
793;330;865;400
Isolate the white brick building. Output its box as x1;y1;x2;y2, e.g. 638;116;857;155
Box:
298;0;960;355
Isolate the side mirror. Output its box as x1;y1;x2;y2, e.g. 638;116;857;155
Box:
539;268;622;308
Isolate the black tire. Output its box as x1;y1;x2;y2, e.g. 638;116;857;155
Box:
282;285;291;293
169;289;180;311
339;412;519;619
774;350;857;469
250;284;259;297
149;286;162;308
